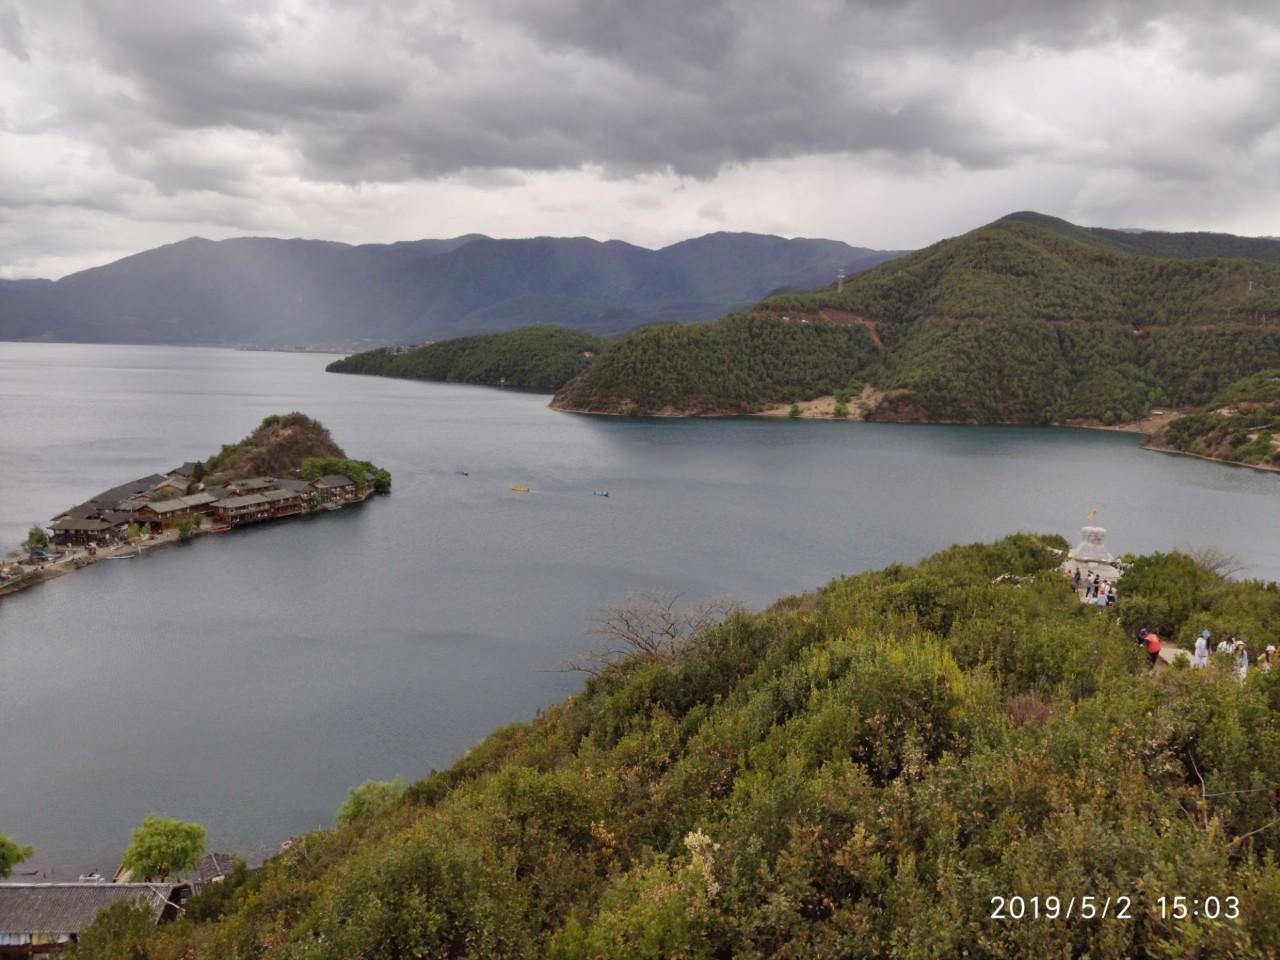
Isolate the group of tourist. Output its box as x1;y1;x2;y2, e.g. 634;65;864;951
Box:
1071;568;1117;605
1187;629;1273;678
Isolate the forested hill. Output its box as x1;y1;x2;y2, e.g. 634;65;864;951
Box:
0;232;898;349
1153;369;1280;470
327;326;608;392
553;214;1280;421
70;534;1280;958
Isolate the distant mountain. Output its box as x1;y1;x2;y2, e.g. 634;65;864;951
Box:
1000;211;1280;261
0;233;900;349
553;213;1280;422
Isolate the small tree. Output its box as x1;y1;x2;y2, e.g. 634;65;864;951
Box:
175;515;199;542
192;461;206;483
22;526;47;553
372;468;392;495
121;815;205;880
125;523;143;540
565;591;738;676
337;777;406;826
833;400;848;419
0;832;33;878
788;403;801;419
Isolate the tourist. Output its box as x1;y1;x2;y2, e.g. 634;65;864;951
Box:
1072;568;1082;592
1260;645;1276;672
1237;644;1250;681
1142;628;1162;668
1193;630;1210;668
1092;574;1102;598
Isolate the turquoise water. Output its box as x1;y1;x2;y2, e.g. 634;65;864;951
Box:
2;341;1279;876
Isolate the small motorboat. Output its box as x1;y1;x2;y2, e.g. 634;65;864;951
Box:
511;485;530;493
455;469;469;477
107;551;139;560
593;490;610;497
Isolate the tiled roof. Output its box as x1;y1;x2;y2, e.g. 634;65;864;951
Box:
0;883;184;936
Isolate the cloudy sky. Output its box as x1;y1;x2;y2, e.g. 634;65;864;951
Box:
2;0;1279;278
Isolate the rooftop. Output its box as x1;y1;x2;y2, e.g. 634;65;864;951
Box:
0;883;185;936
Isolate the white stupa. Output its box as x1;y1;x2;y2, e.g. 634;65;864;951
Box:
1072;525;1114;564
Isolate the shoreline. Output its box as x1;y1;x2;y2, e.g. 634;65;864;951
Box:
2;499;378;604
550;398;1280;475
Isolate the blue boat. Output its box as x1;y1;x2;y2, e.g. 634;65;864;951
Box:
454;469;469;477
593;490;609;497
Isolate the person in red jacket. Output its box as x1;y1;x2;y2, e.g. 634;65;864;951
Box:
1140;628;1162;667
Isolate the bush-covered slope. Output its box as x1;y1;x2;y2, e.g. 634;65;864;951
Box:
555;216;1280;421
202;412;390;491
553;314;877;415
1154;370;1280;468
327;326;608;392
72;534;1280;958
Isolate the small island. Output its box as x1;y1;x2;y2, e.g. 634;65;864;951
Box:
1;413;390;599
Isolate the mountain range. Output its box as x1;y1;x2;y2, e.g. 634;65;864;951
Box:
0;233;900;349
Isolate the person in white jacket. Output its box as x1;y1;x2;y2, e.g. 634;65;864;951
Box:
1193;629;1210;668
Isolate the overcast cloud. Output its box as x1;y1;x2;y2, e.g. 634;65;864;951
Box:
2;0;1279;277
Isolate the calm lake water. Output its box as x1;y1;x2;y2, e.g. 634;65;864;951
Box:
2;341;1279;876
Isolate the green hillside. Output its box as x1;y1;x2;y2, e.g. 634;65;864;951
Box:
70;535;1280;958
328;326;608;392
551;314;877;415
554;216;1280;422
1155;369;1280;468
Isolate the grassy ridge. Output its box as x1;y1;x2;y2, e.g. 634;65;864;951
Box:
327;325;608;392
555;216;1280;421
73;535;1280;958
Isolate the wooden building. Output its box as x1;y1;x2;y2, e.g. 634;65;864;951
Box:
133;492;219;530
0;883;188;956
308;474;360;504
214;489;305;528
48;517;126;548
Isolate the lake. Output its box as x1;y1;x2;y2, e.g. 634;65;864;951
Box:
2;341;1279;877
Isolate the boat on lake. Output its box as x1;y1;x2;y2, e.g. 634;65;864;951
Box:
455;469;469;476
512;485;530;493
593;490;609;497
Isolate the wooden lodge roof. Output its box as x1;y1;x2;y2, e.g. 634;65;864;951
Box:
50;517;118;533
55;475;168;521
218;488;301;510
138;492;219;515
0;883;186;937
312;474;354;488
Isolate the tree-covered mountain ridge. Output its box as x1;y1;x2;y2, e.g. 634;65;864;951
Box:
326;325;608;392
0;232;899;349
66;534;1280;958
552;213;1280;422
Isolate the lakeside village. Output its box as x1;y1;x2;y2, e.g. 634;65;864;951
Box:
1;460;380;598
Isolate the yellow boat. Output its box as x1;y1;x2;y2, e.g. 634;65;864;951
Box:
511;485;530;493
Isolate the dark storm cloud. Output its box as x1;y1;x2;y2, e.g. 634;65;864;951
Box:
0;1;27;60
5;0;1271;187
4;0;1280;277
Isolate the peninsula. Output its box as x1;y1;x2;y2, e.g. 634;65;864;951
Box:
326;325;607;392
1;413;390;599
550;212;1280;425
